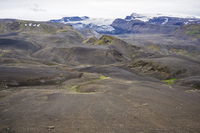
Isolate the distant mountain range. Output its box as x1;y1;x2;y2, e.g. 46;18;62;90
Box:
111;13;200;34
125;13;200;25
49;13;200;35
50;16;115;34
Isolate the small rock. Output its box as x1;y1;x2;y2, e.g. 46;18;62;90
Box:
47;126;55;130
40;79;46;83
142;103;148;106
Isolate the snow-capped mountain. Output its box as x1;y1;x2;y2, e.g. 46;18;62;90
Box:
49;14;200;35
125;13;200;25
125;13;155;22
50;16;115;33
50;16;89;23
111;13;200;34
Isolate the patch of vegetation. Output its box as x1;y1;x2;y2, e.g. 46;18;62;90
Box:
147;44;160;51
0;50;3;59
162;78;177;85
100;75;110;80
184;24;200;41
0;81;8;89
43;61;56;66
128;60;174;79
131;54;136;58
83;36;98;44
129;60;153;68
39;24;57;34
74;30;86;40
6;20;67;35
95;35;114;45
46;63;56;66
187;30;200;37
10;20;41;32
186;26;200;36
55;29;68;33
31;42;40;49
90;74;110;82
0;25;3;33
69;84;98;94
27;52;31;57
53;38;66;43
71;85;78;92
168;48;198;58
155;65;171;73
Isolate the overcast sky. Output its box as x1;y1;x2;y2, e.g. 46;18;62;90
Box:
0;0;200;21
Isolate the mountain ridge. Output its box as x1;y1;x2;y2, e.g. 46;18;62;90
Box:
50;16;115;34
111;13;200;34
49;13;200;36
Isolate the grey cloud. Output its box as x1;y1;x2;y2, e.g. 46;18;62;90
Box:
31;4;46;12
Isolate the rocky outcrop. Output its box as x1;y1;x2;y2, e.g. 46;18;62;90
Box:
126;56;200;80
175;76;200;89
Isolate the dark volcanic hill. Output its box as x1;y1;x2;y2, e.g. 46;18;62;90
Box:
0;19;200;133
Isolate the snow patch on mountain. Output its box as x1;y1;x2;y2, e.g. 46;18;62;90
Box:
125;13;168;22
162;18;168;25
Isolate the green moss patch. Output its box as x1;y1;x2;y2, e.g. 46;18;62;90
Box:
0;25;3;33
90;74;110;82
83;36;98;44
184;24;200;41
55;29;68;33
100;75;110;80
71;85;78;92
147;44;161;51
95;35;114;45
162;78;177;85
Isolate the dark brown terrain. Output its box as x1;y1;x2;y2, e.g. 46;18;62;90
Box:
0;19;200;133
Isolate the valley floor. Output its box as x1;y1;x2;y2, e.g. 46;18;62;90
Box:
0;64;200;133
